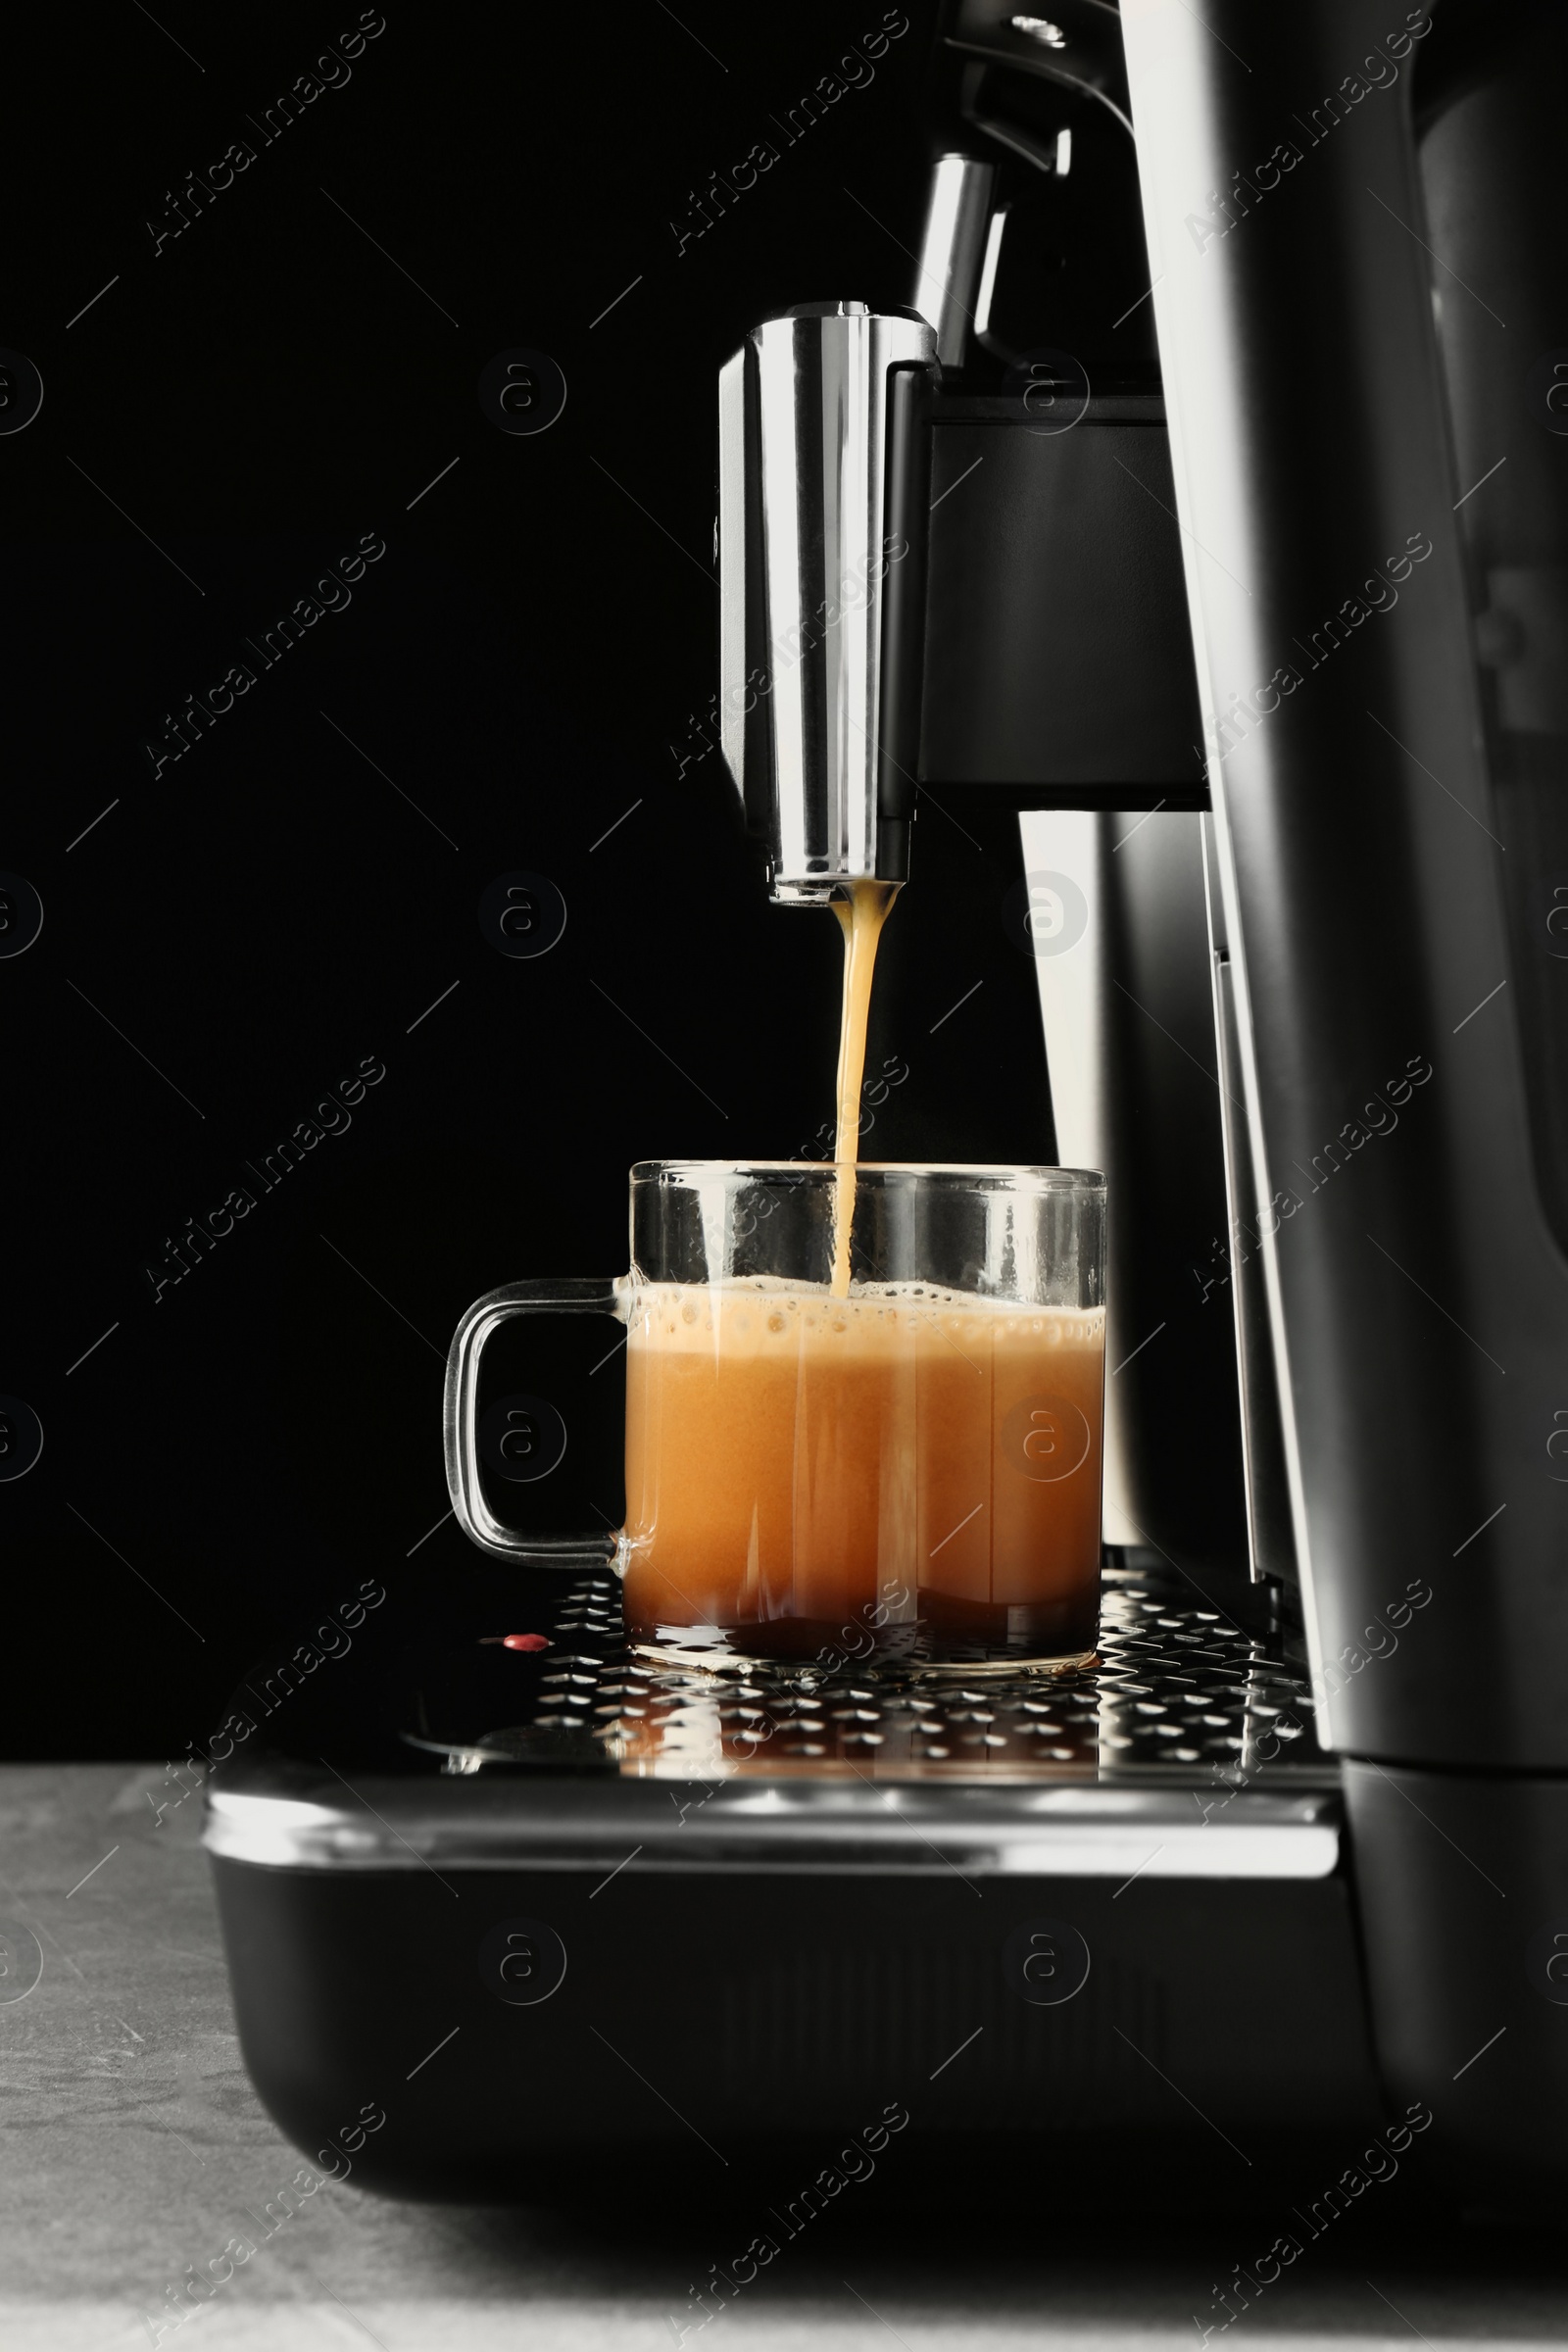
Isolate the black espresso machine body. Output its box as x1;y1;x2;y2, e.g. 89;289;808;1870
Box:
206;0;1568;2207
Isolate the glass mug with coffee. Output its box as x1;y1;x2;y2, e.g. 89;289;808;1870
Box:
445;1161;1105;1666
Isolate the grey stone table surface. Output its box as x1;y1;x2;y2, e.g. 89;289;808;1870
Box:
1;1765;1565;2352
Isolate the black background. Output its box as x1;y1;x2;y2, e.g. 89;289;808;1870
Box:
1;0;1064;1756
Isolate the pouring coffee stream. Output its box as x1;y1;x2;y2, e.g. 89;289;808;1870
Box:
828;878;899;1296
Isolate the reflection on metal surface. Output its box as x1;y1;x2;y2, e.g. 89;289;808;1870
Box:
912;155;997;368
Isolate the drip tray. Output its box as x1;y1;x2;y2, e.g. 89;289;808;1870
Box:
201;1556;1373;2201
205;1559;1339;1878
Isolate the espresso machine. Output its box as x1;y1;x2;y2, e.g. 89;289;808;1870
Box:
205;0;1567;2211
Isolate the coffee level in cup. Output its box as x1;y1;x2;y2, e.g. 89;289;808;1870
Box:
621;1278;1104;1661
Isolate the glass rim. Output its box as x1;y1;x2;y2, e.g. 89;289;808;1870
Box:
631;1159;1104;1191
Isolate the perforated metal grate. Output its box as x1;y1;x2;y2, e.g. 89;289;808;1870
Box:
409;1560;1326;1788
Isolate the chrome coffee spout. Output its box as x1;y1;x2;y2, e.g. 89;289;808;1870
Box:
717;302;937;904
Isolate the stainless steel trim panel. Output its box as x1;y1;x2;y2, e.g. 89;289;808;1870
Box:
205;1778;1340;1879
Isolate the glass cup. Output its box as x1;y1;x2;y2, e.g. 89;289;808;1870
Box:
445;1161;1105;1667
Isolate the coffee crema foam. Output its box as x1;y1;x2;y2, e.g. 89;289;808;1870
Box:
629;1278;1104;1352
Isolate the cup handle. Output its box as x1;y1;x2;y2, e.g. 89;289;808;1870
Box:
443;1276;625;1563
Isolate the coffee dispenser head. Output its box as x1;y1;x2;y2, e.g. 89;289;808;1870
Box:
717;303;938;904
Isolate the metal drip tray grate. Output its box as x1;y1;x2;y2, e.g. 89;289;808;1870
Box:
403;1562;1326;1788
